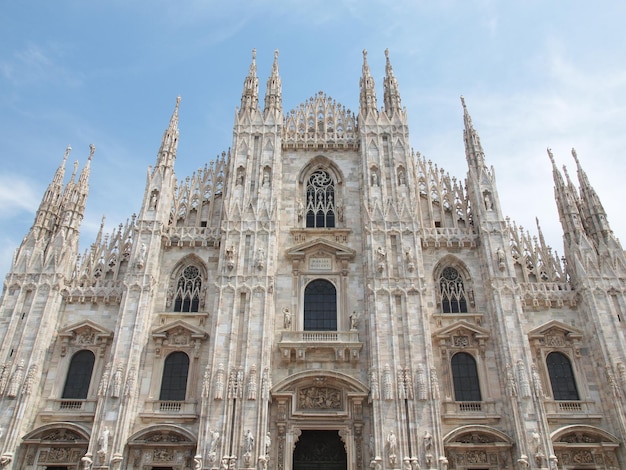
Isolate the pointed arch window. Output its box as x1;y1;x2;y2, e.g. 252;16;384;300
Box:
451;352;481;402
304;279;337;331
174;266;202;313
439;267;468;313
546;352;579;400
306;170;335;228
159;352;190;401
62;350;95;399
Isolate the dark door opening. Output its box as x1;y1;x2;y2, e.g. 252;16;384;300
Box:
293;430;347;470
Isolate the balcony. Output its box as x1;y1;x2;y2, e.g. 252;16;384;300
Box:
139;400;198;423
442;400;500;423
38;399;97;422
278;330;362;363
544;400;602;423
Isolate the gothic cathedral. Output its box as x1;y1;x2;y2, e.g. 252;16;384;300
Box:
1;49;625;470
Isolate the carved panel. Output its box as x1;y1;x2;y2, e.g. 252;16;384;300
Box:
297;386;342;411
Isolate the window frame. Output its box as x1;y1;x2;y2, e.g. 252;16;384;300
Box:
159;351;190;401
61;349;96;400
303;279;338;331
450;352;482;402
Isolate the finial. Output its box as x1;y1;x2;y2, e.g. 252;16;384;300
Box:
460;95;466;109
252;48;256;61
385;48;389;58
64;145;72;159
363;49;368;60
571;147;580;164
274;49;279;61
176;96;181;106
88;144;95;160
546;147;555;164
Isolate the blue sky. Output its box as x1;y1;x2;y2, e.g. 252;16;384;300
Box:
2;1;626;278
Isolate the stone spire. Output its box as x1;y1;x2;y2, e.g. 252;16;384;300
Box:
156;97;181;169
59;145;94;233
572;148;612;241
263;49;282;118
32;146;71;238
383;48;402;116
240;49;259;115
359;49;378;118
548;148;584;245
461;96;486;170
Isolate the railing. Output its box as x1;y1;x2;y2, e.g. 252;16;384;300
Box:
279;330;363;363
159;401;183;412
544;400;598;417
442;400;498;418
420;227;478;248
281;331;360;344
59;400;84;410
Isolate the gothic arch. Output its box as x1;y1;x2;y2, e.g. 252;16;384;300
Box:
19;422;91;470
443;425;513;470
166;254;208;312
550;425;620;469
433;256;474;313
271;371;368;470
297;155;344;185
126;425;197;470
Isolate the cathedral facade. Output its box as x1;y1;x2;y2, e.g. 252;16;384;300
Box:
0;49;625;470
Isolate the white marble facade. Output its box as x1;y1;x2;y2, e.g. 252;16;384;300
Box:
0;49;625;470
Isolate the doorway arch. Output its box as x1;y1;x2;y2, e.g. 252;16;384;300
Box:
293;430;347;470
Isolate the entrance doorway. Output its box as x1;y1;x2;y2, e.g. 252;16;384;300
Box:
293;430;347;470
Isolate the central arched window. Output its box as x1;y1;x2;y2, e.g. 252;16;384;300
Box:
62;350;95;399
174;265;202;312
159;352;190;401
304;280;337;331
546;352;579;400
439;266;468;313
451;352;481;401
306;170;335;228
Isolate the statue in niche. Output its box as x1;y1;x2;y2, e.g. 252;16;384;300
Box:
297;200;304;221
398;168;406;185
236;167;245;186
371;171;379;186
149;190;159;210
387;431;397;464
484;192;493;211
264;432;271;455
423;431;432;453
283;307;292;329
262;168;271;187
244;429;254;453
349;310;360;330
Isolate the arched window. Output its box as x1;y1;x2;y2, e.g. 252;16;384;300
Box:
174;265;202;313
451;352;481;401
546;352;579;400
439;266;468;313
306;170;335;228
304;280;337;331
62;350;95;399
159;352;190;401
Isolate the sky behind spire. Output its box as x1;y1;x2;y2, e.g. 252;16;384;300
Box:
1;1;626;277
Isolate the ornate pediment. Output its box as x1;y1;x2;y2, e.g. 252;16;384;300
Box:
286;237;355;275
58;320;113;357
433;321;490;347
528;320;583;347
151;320;208;357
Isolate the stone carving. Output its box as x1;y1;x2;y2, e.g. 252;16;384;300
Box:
244;429;254;453
349;310;359;330
98;427;110;460
208;430;220;462
517;360;531;398
225;246;235;270
397;367;406;399
505;363;518;397
298;386;342;410
405;247;415;272
193;454;202;470
247;364;258;400
387;431;397;465
370;368;380;400
111;364;123;398
98;362;111;396
265;431;271;456
75;327;96;345
261;367;271;401
136;243;146;269
416;363;427;400
531;364;545;398
255;248;265;270
283;307;292;329
496;247;505;270
383;364;393;400
149;189;159;210
484;191;493;210
202;365;211;398
215;363;225;400
430;367;440;400
81;453;93;470
22;364;37;395
7;361;24;398
124;366;135;397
